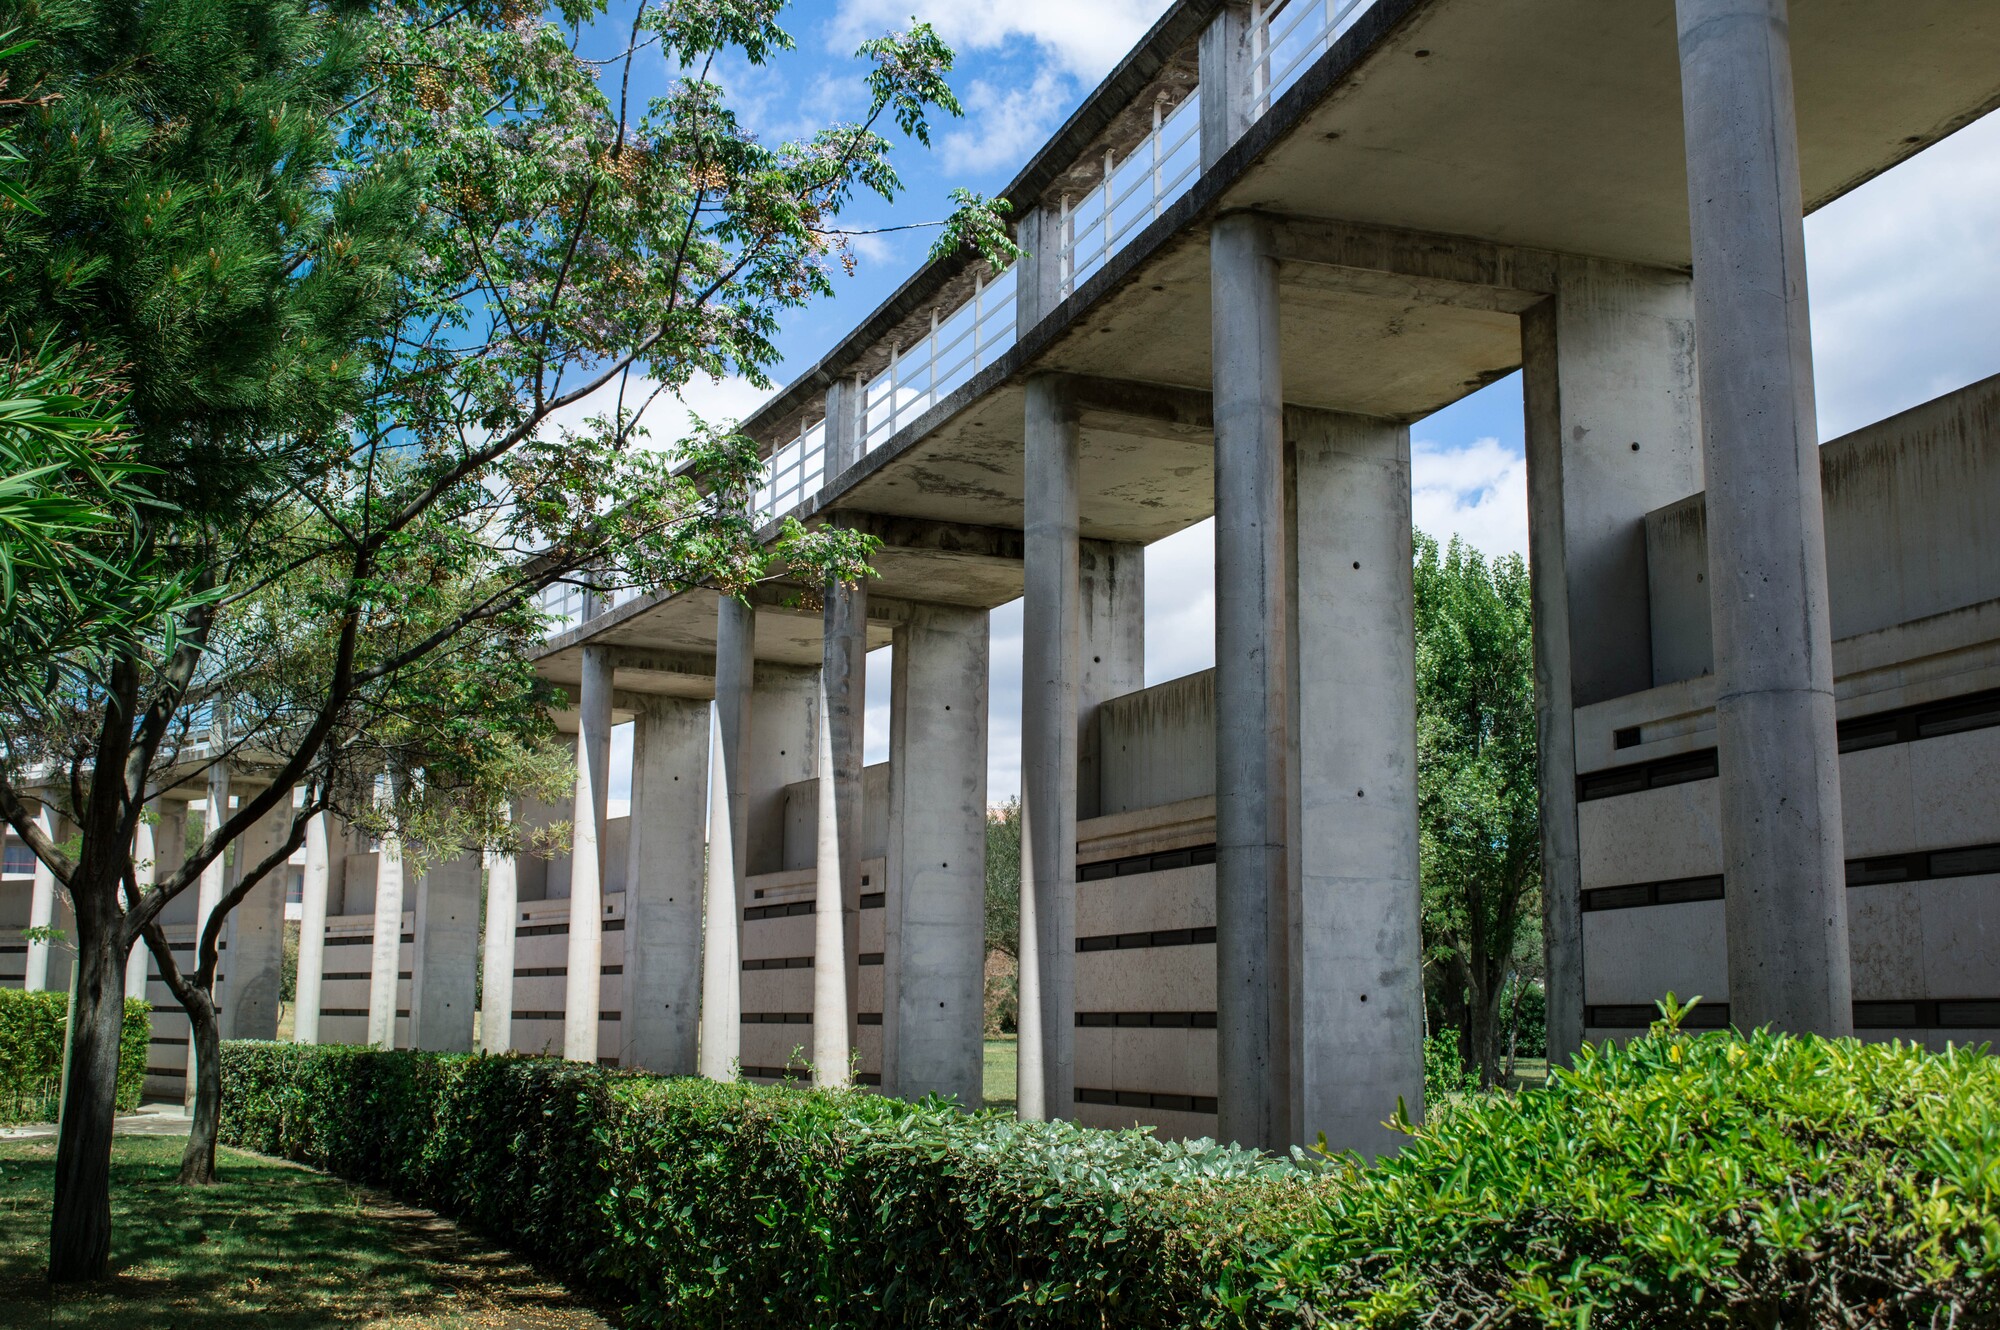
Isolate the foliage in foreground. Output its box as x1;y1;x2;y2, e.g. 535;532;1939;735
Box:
0;992;146;1124
219;1019;2000;1329
1273;1006;2000;1328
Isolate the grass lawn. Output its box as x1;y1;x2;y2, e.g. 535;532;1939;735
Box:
983;1035;1017;1112
0;1135;609;1328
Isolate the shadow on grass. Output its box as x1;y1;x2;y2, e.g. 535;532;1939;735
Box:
0;1135;609;1328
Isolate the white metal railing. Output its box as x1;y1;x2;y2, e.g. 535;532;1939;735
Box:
754;415;828;521
1057;90;1203;299
859;262;1018;453
1252;0;1377;113
538;581;588;635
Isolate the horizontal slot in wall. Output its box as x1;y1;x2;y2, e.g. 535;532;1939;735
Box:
1584;840;2000;911
1078;844;1217;882
1578;688;2000;802
1076;1011;1216;1028
745;896;886;922
1078;926;1216;951
1074;1087;1217;1114
1588;1000;2000;1029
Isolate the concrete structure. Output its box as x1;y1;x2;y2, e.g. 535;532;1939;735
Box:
183;0;1998;1154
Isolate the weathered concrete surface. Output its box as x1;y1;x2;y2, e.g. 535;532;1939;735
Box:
293;813;334;1044
480;830;517;1056
816;580;869;1084
623;695;709;1074
1286;408;1424;1159
699;598;754;1079
1077;540;1146;822
882;604;990;1105
1018;374;1083;1122
368;812;406;1050
564;645;615;1062
1210;211;1287;1151
222;796;292;1041
1677;0;1851;1036
411;852;481;1052
1520;256;1702;1061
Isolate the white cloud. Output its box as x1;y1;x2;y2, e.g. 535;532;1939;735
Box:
1411;436;1530;560
1805;109;2000;440
538;371;774;456
939;68;1069;173
828;0;1170;83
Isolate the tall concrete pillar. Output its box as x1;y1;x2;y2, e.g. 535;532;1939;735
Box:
882;605;990;1105
746;663;819;875
1520;257;1702;1061
195;765;231;964
481;821;518;1056
126;809;157;1001
1018;374;1082;1122
1286;408;1425;1157
623;695;710;1073
133;801;186;1004
293;812;333;1043
1674;0;1850;1035
23;802;58;992
1198;1;1255;170
698;597;755;1079
367;784;406;1049
222;792;291;1041
410;851;481;1052
563;645;615;1063
1076;541;1145;821
815;579;868;1085
1210;210;1286;1151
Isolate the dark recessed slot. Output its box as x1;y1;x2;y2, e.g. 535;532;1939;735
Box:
1654;876;1725;905
1930;845;2000;879
1613;726;1642;749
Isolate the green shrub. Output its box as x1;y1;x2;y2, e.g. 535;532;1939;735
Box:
220;1018;2000;1329
1267;1004;2000;1327
219;1042;1310;1327
0;989;150;1123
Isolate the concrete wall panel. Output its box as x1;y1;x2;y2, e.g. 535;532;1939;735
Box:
1581;901;1727;1006
1578;779;1722;887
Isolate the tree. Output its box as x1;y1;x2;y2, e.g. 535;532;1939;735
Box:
1412;533;1540;1088
0;0;1011;1281
985;797;1021;961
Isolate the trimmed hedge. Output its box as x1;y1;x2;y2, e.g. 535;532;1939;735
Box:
221;1018;2000;1328
218;1043;1307;1326
0;989;150;1123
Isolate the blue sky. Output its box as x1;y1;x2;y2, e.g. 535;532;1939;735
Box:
597;1;2000;808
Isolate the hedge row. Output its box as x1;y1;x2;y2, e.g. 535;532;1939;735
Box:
220;1016;2000;1328
0;990;149;1123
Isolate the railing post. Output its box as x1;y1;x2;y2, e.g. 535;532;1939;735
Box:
1015;207;1067;337
1202;3;1258;169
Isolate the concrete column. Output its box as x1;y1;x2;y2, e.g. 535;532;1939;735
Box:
1018;374;1082;1122
698;597;755;1079
823;376;867;481
1076;540;1146;821
1211;210;1286;1151
815;579;869;1085
410;851;480;1052
481;819;518;1056
195;764;231;968
1199;2;1255;170
563;644;615;1062
1675;0;1850;1034
1286;408;1425;1158
1015;206;1068;336
622;695;710;1074
133;801;186;1004
1520;257;1702;1062
367;784;406;1049
23;802;58;991
746;663;818;876
126;809;157;1001
292;812;333;1043
882;605;990;1105
221;792;291;1041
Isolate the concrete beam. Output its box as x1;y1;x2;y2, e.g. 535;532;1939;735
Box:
1264;216;1562;308
1198;3;1253;171
832;512;1027;563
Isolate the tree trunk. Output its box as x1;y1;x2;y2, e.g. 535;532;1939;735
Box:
177;985;223;1185
1467;964;1506;1088
47;912;124;1283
